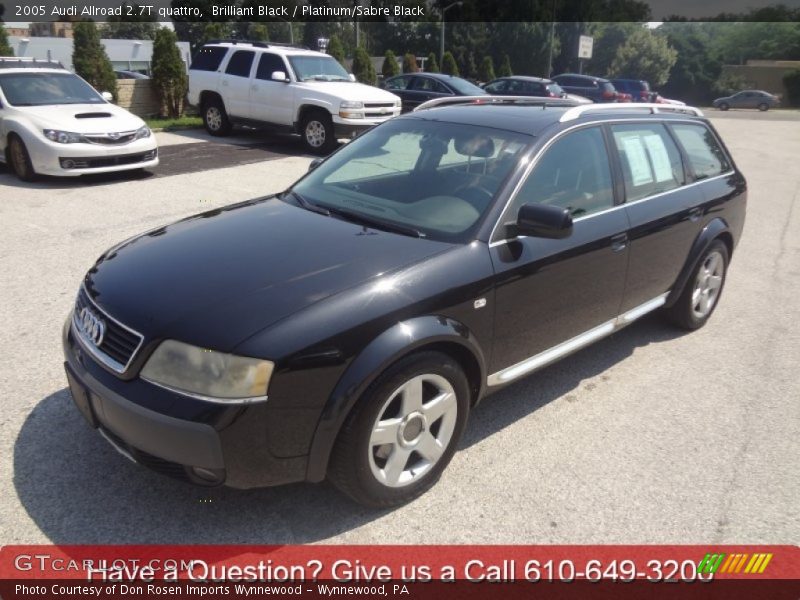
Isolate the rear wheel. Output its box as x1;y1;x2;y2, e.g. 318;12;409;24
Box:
757;102;769;112
7;135;37;182
718;102;729;111
664;240;729;330
328;351;470;507
300;110;336;155
202;97;232;136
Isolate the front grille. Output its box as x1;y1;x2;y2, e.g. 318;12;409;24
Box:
73;288;144;372
84;132;138;145
364;102;395;108
60;149;157;170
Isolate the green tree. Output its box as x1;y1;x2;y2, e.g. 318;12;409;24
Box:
712;71;750;96
151;27;187;118
441;51;459;76
352;45;376;85
328;35;346;68
608;28;678;87
0;25;14;56
382;50;400;78
101;3;158;40
587;23;643;76
497;53;512;77
402;52;418;73
478;55;495;82
72;22;117;101
659;22;722;104
784;70;800;107
426;52;439;73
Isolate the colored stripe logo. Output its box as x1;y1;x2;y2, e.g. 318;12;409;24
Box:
698;552;773;574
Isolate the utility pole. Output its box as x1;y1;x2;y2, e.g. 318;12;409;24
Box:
440;2;462;67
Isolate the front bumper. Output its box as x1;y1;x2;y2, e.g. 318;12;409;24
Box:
26;134;159;177
332;113;398;139
62;319;309;488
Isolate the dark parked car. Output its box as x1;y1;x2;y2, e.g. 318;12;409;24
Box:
382;72;486;112
609;78;656;102
483;76;566;98
552;73;618;103
64;100;746;507
713;90;779;111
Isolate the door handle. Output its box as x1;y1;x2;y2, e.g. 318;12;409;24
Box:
689;207;703;222
610;233;628;253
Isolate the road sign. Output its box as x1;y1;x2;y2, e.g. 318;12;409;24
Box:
578;35;594;59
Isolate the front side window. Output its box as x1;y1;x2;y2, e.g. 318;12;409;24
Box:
670;124;730;180
385;76;410;90
507;126;614;220
484;80;507;94
0;72;104;106
610;123;685;202
288;55;349;82
412;77;449;93
225;50;255;77
255;53;287;80
290;119;529;241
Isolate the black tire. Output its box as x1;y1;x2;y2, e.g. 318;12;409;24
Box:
328;351;471;507
202;96;232;136
300;110;336;155
718;102;729;111
757;103;769;112
7;135;37;182
664;240;729;330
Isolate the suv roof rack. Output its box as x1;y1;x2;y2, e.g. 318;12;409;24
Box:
0;57;66;70
204;39;310;50
559;103;704;122
414;95;579;112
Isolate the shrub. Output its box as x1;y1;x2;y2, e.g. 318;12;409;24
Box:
498;54;512;77
382;50;400;78
152;27;188;118
478;55;495;83
72;21;117;101
0;24;15;56
402;52;418;73
426;52;439;73
441;51;459;76
352;45;376;85
328;35;346;68
783;70;800;107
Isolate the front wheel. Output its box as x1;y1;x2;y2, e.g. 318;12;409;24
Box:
328;351;470;507
7;135;37;182
664;240;729;330
757;103;769;112
718;102;729;111
202;97;232;136
300;110;336;155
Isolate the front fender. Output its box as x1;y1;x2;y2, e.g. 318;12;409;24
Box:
665;217;731;308
305;315;487;482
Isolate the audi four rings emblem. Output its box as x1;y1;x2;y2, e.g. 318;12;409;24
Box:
79;307;105;346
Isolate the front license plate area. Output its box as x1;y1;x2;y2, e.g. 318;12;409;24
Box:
64;364;98;428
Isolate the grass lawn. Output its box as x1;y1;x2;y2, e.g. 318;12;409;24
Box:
145;115;203;131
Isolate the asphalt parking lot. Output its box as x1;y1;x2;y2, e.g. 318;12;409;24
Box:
0;113;798;545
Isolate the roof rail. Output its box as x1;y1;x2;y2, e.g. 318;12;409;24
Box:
203;39;310;50
559;103;703;122
0;57;66;70
414;95;580;112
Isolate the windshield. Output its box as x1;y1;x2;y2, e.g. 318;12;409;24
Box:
446;77;487;95
0;72;104;106
290;118;530;242
289;55;350;82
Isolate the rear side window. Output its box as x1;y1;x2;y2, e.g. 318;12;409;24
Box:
225;50;255;77
610;123;685;202
670;124;731;180
256;53;287;80
509;126;614;219
190;47;227;72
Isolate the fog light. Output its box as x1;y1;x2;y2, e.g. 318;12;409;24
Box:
62;159;75;169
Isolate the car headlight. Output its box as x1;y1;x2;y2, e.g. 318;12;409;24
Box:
141;340;274;403
44;129;83;144
134;125;151;140
340;101;364;109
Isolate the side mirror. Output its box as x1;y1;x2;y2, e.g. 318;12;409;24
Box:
513;203;573;239
101;91;113;102
349;73;356;82
308;158;323;172
271;71;289;82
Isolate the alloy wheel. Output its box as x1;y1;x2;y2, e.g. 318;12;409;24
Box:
691;250;724;319
305;120;326;148
206;106;222;131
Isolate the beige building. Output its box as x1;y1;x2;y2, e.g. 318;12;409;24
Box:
721;60;800;100
30;22;75;38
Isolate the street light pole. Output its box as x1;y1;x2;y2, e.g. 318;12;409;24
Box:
440;1;462;67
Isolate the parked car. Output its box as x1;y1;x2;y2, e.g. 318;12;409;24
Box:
382;72;486;112
188;40;402;154
115;70;150;80
609;78;656;102
0;57;158;181
713;90;779;111
551;73;618;103
483;76;567;98
63;100;746;507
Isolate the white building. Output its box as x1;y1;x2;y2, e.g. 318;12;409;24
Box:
7;36;191;75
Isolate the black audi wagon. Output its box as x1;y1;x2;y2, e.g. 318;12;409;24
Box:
64;99;746;506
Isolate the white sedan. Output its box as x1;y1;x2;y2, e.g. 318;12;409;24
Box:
0;59;158;181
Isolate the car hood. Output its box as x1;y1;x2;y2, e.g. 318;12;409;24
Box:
297;81;400;104
17;103;145;133
83;197;453;352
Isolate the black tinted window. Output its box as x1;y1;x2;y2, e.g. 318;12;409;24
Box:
190;46;227;72
225;50;255;77
611;123;685;202
412;77;450;93
484;80;506;93
384;76;410;90
510;127;614;219
256;53;286;80
671;124;731;180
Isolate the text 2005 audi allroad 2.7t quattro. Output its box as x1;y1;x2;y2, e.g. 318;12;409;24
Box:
64;99;746;507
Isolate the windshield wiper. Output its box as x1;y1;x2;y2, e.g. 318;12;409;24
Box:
282;190;330;216
324;206;424;238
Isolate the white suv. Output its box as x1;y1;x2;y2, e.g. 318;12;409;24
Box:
188;41;401;154
0;58;158;181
